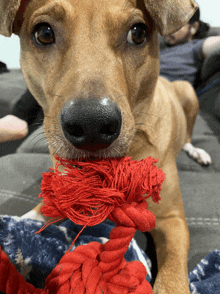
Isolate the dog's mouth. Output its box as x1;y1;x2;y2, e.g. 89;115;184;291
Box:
51;133;129;161
76;141;111;153
45;135;130;163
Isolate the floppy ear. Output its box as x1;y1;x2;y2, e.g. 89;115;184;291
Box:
0;0;22;36
144;0;198;36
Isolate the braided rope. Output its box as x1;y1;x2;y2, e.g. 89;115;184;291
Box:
45;201;154;293
0;156;165;293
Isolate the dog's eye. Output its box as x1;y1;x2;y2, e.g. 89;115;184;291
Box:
33;23;55;45
127;23;148;45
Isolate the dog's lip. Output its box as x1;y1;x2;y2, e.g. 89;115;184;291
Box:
58;143;122;161
76;141;110;153
55;143;117;160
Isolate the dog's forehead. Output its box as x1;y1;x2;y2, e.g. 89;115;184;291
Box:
27;0;134;9
23;0;146;32
26;0;140;17
67;0;136;10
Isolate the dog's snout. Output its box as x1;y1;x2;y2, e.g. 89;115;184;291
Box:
61;98;122;152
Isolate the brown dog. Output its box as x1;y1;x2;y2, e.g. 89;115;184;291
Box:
0;0;211;293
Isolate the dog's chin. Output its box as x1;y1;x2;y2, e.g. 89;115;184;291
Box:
45;126;135;161
51;139;129;161
59;148;122;160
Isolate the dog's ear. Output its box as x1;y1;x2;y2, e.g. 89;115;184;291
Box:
0;0;22;36
0;0;30;37
144;0;198;36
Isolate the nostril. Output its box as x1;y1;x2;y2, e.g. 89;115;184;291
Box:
100;122;118;136
65;123;85;137
61;98;122;151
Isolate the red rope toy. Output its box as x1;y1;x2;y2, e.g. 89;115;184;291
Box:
0;156;165;294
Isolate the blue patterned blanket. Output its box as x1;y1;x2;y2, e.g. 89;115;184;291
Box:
0;216;220;293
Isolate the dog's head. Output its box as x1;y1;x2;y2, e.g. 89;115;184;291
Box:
0;0;197;161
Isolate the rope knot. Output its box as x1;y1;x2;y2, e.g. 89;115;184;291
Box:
39;156;165;229
44;230;152;294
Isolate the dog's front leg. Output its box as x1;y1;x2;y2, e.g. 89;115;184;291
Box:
152;215;190;294
150;163;190;294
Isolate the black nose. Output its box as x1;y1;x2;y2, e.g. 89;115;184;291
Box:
61;98;122;152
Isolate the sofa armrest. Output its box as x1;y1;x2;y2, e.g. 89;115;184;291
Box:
200;53;220;82
206;27;220;37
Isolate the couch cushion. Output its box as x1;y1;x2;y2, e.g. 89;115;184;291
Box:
0;69;26;118
17;126;49;154
176;112;220;271
196;72;220;120
179;171;220;271
0;153;52;216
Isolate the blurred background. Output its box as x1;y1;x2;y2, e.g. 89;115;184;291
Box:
0;0;219;69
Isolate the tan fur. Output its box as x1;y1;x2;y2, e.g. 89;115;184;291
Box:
143;0;198;35
0;0;200;293
0;0;21;36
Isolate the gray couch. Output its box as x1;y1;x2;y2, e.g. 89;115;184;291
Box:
0;28;220;281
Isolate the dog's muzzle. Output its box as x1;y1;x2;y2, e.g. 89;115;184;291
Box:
61;98;122;152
